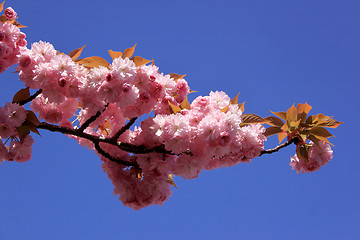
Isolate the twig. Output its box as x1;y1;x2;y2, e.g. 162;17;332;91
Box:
37;122;171;155
17;89;43;106
94;141;139;168
260;138;296;156
110;117;137;141
78;103;109;132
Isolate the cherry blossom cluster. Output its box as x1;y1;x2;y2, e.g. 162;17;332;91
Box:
0;7;27;73
137;91;266;178
0;103;34;164
290;141;333;174
11;39;288;210
16;41;190;125
100;91;266;209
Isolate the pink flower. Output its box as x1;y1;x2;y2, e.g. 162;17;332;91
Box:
4;7;17;20
18;55;32;68
209;91;231;109
0;122;16;138
101;155;173;210
0;140;7;163
157;74;176;96
110;57;137;81
3;103;27;127
0;42;8;58
0;58;10;73
290;141;333;174
175;79;190;102
9;135;34;163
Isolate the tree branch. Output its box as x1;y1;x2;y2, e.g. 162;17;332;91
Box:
94;141;139;168
78;103;109;132
260;138;296;156
37;122;171;155
38;121;297;165
110;117;137;141
17;89;43;106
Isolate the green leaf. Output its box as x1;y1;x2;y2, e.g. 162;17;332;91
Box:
68;45;86;60
122;44;137;59
12;87;30;104
264;126;283;137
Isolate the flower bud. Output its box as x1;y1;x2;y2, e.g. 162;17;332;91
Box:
106;72;113;82
4;7;17;21
19;55;32;68
58;78;67;87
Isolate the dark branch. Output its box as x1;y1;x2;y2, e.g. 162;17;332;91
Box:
94;141;139;168
38;121;295;165
37;122;171;155
78;103;109;132
260;138;296;156
110;117;137;141
17;89;43;106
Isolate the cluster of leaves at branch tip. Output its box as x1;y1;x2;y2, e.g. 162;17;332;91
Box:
264;103;342;162
0;2;25;28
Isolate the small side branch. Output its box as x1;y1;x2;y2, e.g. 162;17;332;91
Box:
37;122;172;155
17;89;43;106
260;138;296;156
94;141;139;168
78;103;109;132
110;117;137;141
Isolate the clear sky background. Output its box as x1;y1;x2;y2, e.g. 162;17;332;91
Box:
0;0;359;239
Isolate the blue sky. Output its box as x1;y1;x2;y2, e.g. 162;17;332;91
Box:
0;0;359;239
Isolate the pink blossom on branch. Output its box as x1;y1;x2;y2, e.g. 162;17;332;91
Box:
4;7;17;20
290;141;333;174
0;13;26;73
0;5;341;211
